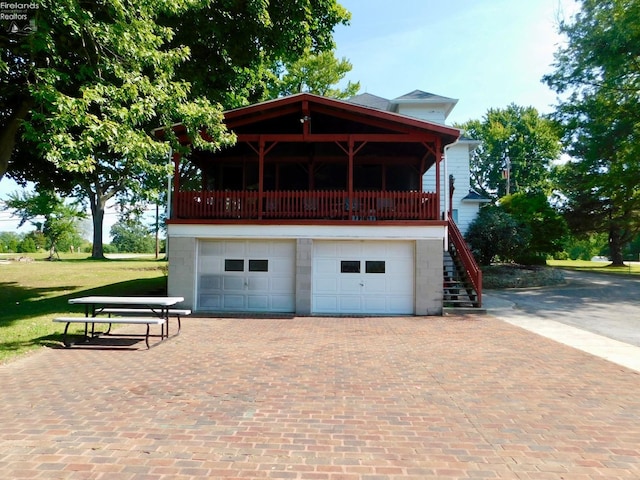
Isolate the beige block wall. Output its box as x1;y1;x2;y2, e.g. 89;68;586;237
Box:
295;238;313;315
167;236;197;310
415;239;444;315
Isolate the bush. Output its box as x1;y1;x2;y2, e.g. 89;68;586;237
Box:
18;237;37;253
500;191;568;262
465;206;530;265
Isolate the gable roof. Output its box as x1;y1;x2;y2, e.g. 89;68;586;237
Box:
462;189;492;203
223;92;460;141
346;89;459;120
390;90;459;118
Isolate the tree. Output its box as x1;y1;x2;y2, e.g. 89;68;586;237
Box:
268;48;360;99
457;104;561;201
3;0;350;259
0;232;20;253
543;0;640;266
464;206;530;265
3;190;85;259
162;0;351;107
500;192;568;264
110;216;156;253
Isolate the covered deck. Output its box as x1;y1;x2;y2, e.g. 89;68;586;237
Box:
167;93;460;224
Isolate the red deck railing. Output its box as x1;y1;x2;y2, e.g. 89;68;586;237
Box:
174;190;439;221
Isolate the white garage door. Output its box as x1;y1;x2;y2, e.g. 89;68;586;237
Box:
313;240;415;315
198;240;296;312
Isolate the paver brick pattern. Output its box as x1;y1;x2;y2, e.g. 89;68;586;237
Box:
1;316;640;479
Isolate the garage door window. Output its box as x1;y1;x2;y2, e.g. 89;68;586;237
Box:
249;259;269;272
341;260;360;273
224;259;244;271
365;261;385;273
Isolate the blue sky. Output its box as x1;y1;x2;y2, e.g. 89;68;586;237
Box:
0;0;579;238
333;0;579;124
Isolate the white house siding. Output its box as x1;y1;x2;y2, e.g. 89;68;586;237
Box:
167;224;445;315
393;101;480;235
393;103;446;124
421;141;479;235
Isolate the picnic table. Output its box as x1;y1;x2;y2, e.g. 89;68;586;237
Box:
54;296;187;348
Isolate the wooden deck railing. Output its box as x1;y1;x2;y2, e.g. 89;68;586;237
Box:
447;214;482;307
174;190;439;221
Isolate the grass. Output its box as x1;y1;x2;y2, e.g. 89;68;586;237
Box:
548;259;640;275
0;253;167;364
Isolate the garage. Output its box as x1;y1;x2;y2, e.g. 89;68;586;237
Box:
197;240;296;312
312;240;415;315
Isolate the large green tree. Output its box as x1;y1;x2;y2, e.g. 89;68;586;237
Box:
3;0;350;258
268;48;360;99
543;0;640;266
457;104;561;201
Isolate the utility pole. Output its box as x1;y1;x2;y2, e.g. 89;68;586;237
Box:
505;155;511;195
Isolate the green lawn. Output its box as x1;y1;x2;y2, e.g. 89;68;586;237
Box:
548;259;640;275
0;253;167;364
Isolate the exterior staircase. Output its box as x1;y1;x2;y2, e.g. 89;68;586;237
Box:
443;216;485;314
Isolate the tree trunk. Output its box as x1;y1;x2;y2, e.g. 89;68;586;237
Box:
608;227;625;266
0;98;32;181
88;189;107;259
85;177;119;260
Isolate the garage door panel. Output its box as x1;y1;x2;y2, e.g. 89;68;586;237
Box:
224;242;246;256
314;242;337;256
339;277;364;290
388;295;414;311
314;296;338;312
270;278;295;293
270;261;293;275
364;296;387;311
222;294;245;309
223;276;245;291
337;242;362;256
364;277;386;293
315;277;338;294
339;296;362;312
271;295;295;310
247;295;269;309
200;274;222;290
248;277;269;291
200;242;224;257
199;294;221;308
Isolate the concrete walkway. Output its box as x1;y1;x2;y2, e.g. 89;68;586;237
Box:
1;315;640;479
484;293;640;373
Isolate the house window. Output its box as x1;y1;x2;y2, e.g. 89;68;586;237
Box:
224;259;244;272
365;261;385;273
340;261;361;273
249;259;268;272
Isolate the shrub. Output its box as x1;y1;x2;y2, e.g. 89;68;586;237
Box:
465;206;530;265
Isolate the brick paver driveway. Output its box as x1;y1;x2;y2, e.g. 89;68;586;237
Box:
1;316;640;479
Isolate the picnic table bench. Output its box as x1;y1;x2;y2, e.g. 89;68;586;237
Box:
53;316;166;349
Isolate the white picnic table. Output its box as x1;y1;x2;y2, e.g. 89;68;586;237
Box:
54;296;185;348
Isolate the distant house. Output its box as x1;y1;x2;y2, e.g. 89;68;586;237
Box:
165;92;483;316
